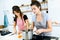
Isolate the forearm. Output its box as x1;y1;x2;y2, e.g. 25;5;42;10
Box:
24;20;28;30
13;22;17;33
31;22;34;30
13;26;17;33
26;21;28;30
42;20;52;33
42;28;52;33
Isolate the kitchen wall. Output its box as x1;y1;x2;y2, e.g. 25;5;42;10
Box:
0;0;31;25
0;0;60;38
0;10;4;25
48;0;60;23
0;0;60;28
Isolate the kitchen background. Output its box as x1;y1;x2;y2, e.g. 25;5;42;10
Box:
0;0;48;30
0;0;60;40
0;0;60;26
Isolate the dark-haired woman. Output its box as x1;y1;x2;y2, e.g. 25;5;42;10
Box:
31;1;52;40
12;6;28;36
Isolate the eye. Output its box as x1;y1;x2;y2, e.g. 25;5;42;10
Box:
32;8;36;11
33;8;36;10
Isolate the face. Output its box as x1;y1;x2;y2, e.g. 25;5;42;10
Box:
14;11;20;17
31;5;40;15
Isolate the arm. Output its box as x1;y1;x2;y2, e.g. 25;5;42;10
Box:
24;19;29;30
43;20;52;32
36;20;52;34
23;15;29;30
31;22;34;29
13;21;17;33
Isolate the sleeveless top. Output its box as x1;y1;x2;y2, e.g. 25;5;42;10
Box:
14;15;28;31
17;18;25;31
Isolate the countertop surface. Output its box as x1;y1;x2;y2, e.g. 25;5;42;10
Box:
0;33;23;40
0;25;60;40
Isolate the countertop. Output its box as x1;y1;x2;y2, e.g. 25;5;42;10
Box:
0;25;60;40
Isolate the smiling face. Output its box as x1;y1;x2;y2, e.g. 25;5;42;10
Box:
31;5;40;15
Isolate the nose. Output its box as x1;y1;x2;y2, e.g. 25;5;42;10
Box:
32;10;35;13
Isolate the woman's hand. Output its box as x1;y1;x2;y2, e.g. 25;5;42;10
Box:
36;29;44;35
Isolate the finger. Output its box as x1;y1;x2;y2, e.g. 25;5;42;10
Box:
36;31;39;34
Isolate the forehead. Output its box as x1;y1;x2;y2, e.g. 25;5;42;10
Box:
31;5;38;8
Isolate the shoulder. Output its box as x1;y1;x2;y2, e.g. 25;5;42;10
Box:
42;12;50;21
14;17;17;22
23;15;27;17
42;12;48;17
23;15;28;20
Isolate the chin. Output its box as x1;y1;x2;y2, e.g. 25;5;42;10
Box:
34;13;36;14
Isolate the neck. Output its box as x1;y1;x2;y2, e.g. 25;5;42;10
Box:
36;11;41;16
17;15;21;19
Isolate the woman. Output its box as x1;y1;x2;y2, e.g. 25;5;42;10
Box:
31;1;52;40
12;6;28;36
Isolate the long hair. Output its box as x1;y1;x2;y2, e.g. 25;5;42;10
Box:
12;6;23;22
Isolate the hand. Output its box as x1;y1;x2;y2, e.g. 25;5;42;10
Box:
18;31;22;35
13;31;17;34
36;29;44;35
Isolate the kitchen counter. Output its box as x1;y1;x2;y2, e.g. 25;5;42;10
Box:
0;33;23;40
0;25;60;40
0;33;59;40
